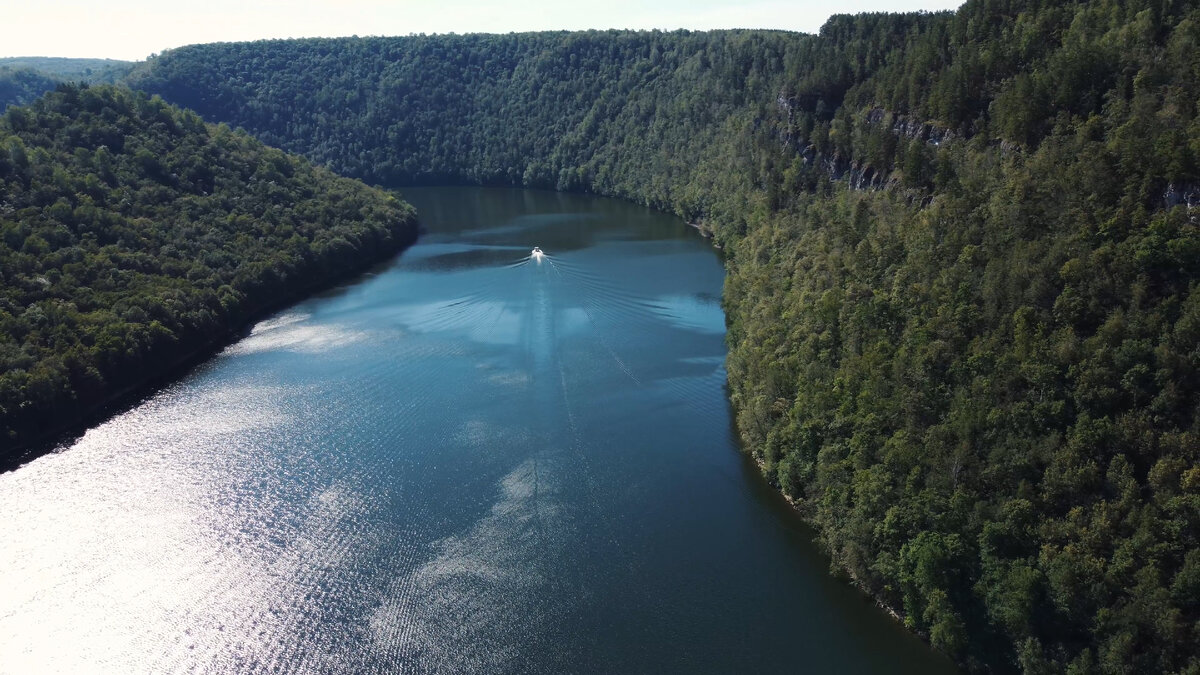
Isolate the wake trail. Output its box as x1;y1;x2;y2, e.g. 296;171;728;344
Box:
557;363;604;521
544;256;642;387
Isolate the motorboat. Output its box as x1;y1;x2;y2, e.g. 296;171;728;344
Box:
531;246;544;260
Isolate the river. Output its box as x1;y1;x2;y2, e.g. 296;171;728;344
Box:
0;187;955;673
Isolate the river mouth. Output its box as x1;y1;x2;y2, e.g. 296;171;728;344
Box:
0;186;955;673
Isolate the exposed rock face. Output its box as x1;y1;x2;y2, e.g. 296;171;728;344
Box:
1163;181;1200;211
774;101;960;195
866;107;958;146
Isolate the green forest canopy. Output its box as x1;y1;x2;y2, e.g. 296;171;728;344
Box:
0;84;416;452
5;0;1200;671
0;67;61;111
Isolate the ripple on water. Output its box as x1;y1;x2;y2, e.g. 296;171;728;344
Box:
0;187;957;675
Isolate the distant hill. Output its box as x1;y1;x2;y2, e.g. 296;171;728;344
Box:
0;84;417;455
0;58;137;110
0;57;134;83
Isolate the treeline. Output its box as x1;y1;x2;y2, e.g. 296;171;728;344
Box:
0;84;417;451
0;57;134;84
91;0;1200;671
1;58;136;110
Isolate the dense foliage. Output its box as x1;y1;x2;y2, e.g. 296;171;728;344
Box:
726;4;1200;673
92;0;1200;671
0;67;60;110
0;84;417;451
127;29;806;208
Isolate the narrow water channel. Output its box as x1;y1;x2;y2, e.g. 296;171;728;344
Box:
0;187;956;673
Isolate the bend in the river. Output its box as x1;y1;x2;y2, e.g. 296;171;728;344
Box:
0;187;956;673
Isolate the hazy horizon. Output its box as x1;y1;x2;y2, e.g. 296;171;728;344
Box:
11;1;963;61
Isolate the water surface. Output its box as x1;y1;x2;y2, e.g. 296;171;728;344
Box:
0;187;956;673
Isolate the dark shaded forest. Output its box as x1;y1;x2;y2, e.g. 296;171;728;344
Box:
0;84;417;453
3;0;1197;671
0;67;60;111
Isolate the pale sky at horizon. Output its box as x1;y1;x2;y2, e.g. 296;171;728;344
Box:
7;1;964;62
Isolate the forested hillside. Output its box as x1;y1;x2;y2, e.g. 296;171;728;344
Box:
0;85;417;453
105;0;1200;671
0;67;60;110
127;28;802;212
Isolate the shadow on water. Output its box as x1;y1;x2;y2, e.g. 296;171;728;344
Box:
723;394;959;673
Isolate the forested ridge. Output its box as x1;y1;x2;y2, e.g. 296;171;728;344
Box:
1;58;136;110
17;0;1199;671
0;57;134;84
0;85;417;454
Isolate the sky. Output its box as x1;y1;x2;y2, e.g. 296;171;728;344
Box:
6;0;964;62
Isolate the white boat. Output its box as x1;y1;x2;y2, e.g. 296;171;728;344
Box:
531;246;544;259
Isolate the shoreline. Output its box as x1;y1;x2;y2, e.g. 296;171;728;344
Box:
1;223;419;472
748;452;909;627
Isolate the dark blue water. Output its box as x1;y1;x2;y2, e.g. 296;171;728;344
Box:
0;187;956;673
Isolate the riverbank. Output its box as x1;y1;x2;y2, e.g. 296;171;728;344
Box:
1;185;958;674
1;221;419;471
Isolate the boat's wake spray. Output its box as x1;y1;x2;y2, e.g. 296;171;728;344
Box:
512;245;640;385
539;250;641;386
